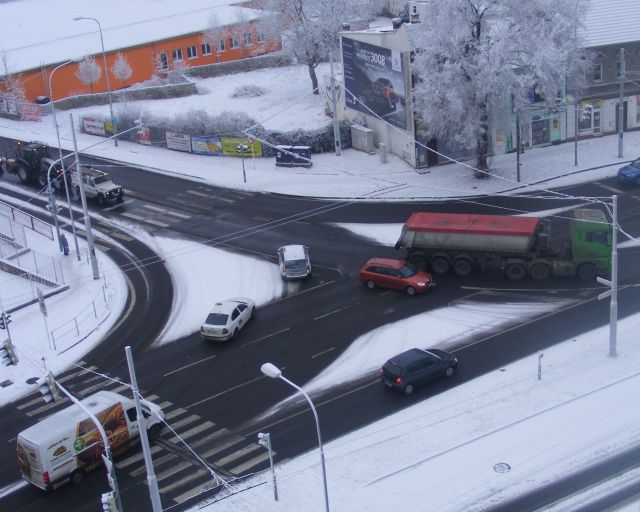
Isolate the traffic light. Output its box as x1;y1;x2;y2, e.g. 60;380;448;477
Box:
101;491;117;512
0;313;10;330
0;339;18;366
257;432;271;449
36;373;60;403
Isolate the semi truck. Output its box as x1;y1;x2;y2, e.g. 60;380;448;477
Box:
394;209;612;281
16;391;164;491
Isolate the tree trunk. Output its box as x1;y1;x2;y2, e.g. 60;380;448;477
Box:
475;99;490;178
308;63;319;95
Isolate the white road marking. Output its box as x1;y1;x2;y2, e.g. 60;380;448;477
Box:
116;445;162;469
595;182;626;195
185;190;209;198
159;469;209;494
312;347;335;359
143;204;191;219
120;212;170;227
163;354;217;377
103;200;133;211
185;375;265;408
107;231;134;241
229;451;272;475
214;443;260;466
199;433;244;459
241;327;290;347
173;480;218;504
313;302;359;320
168;422;214;443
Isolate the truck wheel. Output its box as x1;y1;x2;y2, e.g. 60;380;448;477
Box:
530;263;550;281
97;193;106;206
70;469;84;486
148;424;162;440
505;263;526;281
453;258;473;277
430;257;450;275
408;254;427;271
17;165;31;183
38;172;47;188
578;263;597;281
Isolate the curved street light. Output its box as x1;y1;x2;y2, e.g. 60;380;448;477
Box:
73;16;117;146
261;362;330;512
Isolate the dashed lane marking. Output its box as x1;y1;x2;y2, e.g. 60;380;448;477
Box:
185;190;209;198
240;327;290;347
313;302;359;321
163;354;217;377
143;204;192;219
184;375;265;408
120;212;170;227
312;347;335;359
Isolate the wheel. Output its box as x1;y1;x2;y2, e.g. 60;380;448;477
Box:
408;254;427;271
17;165;31;183
148;424;162;440
453;258;473;277
250;306;255;318
116;194;124;203
505;263;526;281
403;384;415;395
38;172;47;188
70;469;84;486
431;257;450;275
366;280;376;289
530;262;550;281
97;193;106;206
233;328;239;338
405;286;416;296
578;263;597;281
445;366;455;378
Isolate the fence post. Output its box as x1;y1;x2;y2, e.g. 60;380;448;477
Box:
92;301;97;319
102;285;107;304
74;317;79;336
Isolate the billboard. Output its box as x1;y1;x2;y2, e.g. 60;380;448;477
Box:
166;131;191;152
221;136;263;157
191;135;222;156
82;117;106;136
342;38;408;130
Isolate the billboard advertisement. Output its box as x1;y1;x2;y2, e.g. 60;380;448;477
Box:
221;136;263;157
191;136;222;156
342;38;408;130
166;131;191;152
82;117;106;136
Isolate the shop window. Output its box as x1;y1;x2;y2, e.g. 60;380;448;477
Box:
172;48;183;62
187;45;197;59
230;37;239;49
216;39;225;52
201;42;212;56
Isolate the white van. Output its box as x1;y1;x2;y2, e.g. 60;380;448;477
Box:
277;244;311;279
17;391;164;490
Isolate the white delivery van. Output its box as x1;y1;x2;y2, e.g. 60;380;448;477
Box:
17;390;164;490
277;244;311;279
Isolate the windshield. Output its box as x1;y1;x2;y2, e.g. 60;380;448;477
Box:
631;158;640;170
205;313;228;326
285;259;307;269
94;175;108;185
398;262;417;278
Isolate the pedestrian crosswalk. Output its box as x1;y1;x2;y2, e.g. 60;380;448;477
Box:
13;361;276;507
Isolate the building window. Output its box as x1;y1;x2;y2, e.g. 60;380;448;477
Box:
216;39;225;52
201;42;212;56
230;36;239;49
412;4;418;14
172;48;183;62
243;33;252;46
593;63;602;82
159;52;168;70
257;32;266;43
187;45;197;59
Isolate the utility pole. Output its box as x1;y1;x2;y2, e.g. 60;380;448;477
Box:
125;346;162;512
70;114;100;280
515;112;521;182
329;51;342;156
597;195;618;357
617;47;625;158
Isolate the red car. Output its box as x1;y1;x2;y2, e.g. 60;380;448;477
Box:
359;258;433;295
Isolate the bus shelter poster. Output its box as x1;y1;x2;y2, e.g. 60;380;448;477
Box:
342;38;407;130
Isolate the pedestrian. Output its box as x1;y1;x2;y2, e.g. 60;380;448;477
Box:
60;234;69;255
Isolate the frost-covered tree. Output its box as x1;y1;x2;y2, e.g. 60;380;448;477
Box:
0;52;26;103
256;0;374;94
111;52;132;87
411;0;591;172
75;56;102;93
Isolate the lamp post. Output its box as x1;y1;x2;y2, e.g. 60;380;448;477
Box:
236;143;248;183
48;59;80;260
261;363;329;512
73;16;117;146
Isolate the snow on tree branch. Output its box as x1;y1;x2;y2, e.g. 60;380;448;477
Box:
75;56;102;93
111;52;132;87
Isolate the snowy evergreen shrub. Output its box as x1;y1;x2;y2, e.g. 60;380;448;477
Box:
231;85;267;98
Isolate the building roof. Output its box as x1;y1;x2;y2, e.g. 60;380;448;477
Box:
0;0;263;74
582;0;640;48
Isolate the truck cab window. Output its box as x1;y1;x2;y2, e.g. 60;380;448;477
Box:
587;232;608;244
126;407;137;422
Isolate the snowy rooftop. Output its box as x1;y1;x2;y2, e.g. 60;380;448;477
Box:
582;0;640;48
0;0;261;74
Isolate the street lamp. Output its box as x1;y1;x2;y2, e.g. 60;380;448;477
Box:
236;143;249;183
73;16;117;146
260;363;330;512
48;59;80;260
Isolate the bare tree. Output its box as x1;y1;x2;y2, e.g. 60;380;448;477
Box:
111;52;132;88
75;56;102;93
0;52;26;103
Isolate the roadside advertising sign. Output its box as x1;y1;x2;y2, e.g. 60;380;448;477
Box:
137;127;152;145
221;137;262;156
191;136;222;156
82;117;106;136
165;131;192;152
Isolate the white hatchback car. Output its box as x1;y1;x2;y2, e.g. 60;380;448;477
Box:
200;298;255;341
277;244;311;279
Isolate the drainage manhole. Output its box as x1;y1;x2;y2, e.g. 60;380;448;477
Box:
493;463;511;473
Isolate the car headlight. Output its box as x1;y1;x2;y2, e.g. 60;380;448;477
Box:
417;282;426;286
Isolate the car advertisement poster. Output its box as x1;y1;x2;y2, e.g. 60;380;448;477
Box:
342;38;407;130
191;136;222;156
221;136;263;157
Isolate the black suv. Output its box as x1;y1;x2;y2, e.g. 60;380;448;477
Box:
380;348;458;395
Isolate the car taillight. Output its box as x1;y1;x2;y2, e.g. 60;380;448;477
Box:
395;377;403;385
222;328;228;334
43;471;50;487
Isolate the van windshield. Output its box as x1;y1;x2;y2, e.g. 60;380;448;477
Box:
205;313;228;325
285;259;307;269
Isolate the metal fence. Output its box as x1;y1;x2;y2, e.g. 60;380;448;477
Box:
0;201;54;240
